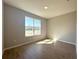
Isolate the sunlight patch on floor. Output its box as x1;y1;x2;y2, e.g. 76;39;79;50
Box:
36;39;56;44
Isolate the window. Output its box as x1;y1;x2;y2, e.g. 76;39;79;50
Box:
25;16;41;37
34;19;41;35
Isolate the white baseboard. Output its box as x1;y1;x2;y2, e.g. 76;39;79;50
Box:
3;42;29;52
58;40;76;46
3;39;76;54
3;39;45;52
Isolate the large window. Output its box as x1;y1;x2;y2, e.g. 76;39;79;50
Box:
25;16;41;36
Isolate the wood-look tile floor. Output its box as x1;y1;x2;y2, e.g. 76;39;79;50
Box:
3;39;77;59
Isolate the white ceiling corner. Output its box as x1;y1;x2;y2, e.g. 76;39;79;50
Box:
4;0;77;19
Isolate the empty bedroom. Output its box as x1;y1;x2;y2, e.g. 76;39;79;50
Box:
3;0;77;59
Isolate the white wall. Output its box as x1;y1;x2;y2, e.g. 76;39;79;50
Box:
4;3;76;50
47;11;76;45
4;4;46;49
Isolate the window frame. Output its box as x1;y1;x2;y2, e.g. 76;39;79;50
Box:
25;16;41;37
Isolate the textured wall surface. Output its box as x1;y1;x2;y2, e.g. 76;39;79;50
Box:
47;11;76;45
4;4;46;49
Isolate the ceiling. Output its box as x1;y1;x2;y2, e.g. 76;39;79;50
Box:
4;0;77;19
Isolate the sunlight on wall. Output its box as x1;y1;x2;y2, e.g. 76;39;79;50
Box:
52;35;58;43
53;38;58;43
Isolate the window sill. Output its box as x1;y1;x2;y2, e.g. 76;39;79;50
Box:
25;35;41;38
